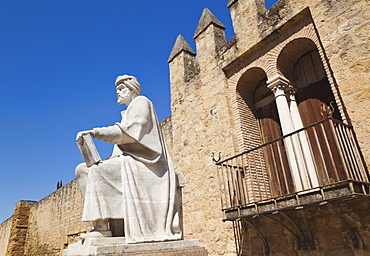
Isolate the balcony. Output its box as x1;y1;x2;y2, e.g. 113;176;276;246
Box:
215;117;369;221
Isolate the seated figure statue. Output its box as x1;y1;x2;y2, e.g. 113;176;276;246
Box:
75;75;182;243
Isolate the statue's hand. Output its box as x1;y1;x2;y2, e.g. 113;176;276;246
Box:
76;130;94;143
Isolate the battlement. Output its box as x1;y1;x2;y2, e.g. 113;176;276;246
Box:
168;0;303;91
167;1;370;253
171;0;346;65
168;0;365;100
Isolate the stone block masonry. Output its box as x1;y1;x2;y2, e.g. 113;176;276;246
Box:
168;8;239;256
6;200;36;256
168;0;370;255
0;117;178;256
1;0;369;255
23;179;90;255
0;217;12;256
238;198;370;255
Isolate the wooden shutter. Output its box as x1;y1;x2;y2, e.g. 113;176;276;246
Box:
254;79;294;196
294;50;347;183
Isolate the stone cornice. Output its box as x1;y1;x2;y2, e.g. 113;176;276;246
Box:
267;74;291;97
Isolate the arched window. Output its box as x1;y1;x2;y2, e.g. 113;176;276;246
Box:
277;38;348;187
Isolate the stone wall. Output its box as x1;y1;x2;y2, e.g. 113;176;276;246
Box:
0;118;176;256
0;1;369;255
23;179;90;256
168;0;370;255
160;116;174;157
239;197;370;255
6;200;36;256
0;217;12;256
311;0;370;165
168;9;239;256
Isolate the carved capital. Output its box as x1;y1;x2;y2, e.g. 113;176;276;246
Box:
267;75;290;97
285;84;297;101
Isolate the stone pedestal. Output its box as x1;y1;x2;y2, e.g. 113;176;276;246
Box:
62;239;208;256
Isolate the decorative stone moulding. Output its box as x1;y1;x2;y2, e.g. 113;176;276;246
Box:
266;74;291;96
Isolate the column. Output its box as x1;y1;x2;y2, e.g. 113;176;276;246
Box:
267;75;308;191
287;88;319;188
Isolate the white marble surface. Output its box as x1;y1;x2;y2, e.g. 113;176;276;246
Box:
75;75;182;244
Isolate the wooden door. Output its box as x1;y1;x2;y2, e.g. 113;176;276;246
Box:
294;50;347;183
254;79;294;196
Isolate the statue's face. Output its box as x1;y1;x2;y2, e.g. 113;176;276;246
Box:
116;83;132;105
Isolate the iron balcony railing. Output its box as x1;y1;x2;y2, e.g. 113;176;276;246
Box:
215;117;369;211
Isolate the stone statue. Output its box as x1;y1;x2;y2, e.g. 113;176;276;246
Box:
75;75;182;244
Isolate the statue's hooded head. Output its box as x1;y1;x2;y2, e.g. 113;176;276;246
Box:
115;75;141;105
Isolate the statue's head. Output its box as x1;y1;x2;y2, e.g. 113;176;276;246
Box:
115;75;141;106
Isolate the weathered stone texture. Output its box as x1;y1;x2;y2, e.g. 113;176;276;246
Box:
169;10;237;256
168;0;370;255
160;116;174;157
0;217;12;256
6;200;36;256
1;0;369;255
239;198;370;255
23;179;90;256
310;0;370;165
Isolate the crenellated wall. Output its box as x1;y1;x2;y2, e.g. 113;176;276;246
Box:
168;8;239;256
168;0;370;255
1;1;369;255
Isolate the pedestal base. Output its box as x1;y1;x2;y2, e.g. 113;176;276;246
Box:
62;238;208;256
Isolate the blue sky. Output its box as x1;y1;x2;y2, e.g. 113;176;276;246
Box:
0;0;278;223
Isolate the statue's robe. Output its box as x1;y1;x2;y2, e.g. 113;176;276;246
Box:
76;96;181;243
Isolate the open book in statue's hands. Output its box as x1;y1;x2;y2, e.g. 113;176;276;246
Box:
76;134;102;167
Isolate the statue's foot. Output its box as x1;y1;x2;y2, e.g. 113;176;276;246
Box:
79;230;112;240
